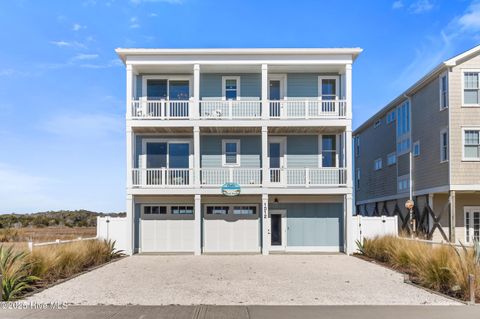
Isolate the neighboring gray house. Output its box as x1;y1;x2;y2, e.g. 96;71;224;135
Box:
354;45;480;244
117;48;362;255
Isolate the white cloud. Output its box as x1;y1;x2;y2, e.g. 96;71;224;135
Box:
409;0;434;14
78;59;123;69
50;40;86;49
72;23;86;31
458;1;480;31
130;16;140;28
392;1;404;9
71;53;99;61
40;113;122;138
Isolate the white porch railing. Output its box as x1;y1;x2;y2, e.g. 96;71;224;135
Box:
132;168;194;186
269;99;347;119
199;100;261;119
269;168;347;186
130;99;191;119
200;168;262;186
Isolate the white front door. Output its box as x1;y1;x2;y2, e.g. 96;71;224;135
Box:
268;137;286;185
269;209;287;251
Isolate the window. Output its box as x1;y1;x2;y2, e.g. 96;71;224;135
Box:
171;206;194;215
223;77;240;100
374;158;383;171
464;71;480;106
413;141;420;157
143;206;167;215
397;100;411;155
463;129;480;160
374;119;382;128
319;76;338;100
387;110;396;124
387;152;396;166
222;139;240;166
465;207;480;243
397;175;409;193
440;73;448;110
355;169;360;189
322;135;337;167
354;136;360;157
440;129;448;162
206;206;229;215
233;206;256;215
144;78;190;100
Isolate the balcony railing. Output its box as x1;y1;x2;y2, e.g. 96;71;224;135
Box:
269;168;347;186
132;168;193;187
269;99;346;119
200;168;262;186
130;99;191;119
199;99;261;119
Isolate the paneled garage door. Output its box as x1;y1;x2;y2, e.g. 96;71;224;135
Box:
140;219;194;253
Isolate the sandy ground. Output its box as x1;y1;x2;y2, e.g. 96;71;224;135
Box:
27;255;462;305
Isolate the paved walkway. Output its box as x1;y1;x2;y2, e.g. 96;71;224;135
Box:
26;255;460;305
1;305;479;319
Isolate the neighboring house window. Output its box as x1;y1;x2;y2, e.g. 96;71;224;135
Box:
464;129;480;160
233;206;256;215
440;73;448;110
222;139;240;166
374;119;382;128
464;71;480;106
355;169;360;189
322;135;337;167
144;206;167;215
355;136;360;157
223;77;240;100
374;158;383;171
387;152;396;166
465;207;480;243
413;141;420;157
440;129;448;162
387;110;396;124
171;206;194;215
396;100;411;155
397;175;409;193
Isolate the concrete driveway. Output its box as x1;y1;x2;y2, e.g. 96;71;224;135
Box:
27;255;461;305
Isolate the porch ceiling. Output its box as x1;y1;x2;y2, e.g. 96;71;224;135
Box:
269;126;345;134
132;126;193;134
200;127;261;134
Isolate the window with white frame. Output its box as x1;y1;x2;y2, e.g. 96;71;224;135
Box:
464;129;480;160
387;110;396;124
464;71;480;106
322;135;337;168
440;129;448;162
223;77;240;100
171;206;194;215
387;152;396;166
396;100;411;155
206;206;229;215
222;139;240;166
413;141;420;157
465;207;480;243
374;119;382;128
397;175;409;193
374;158;383;171
233;206;256;215
355;169;360;189
440;73;448;110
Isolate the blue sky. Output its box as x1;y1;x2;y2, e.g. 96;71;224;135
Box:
0;0;479;213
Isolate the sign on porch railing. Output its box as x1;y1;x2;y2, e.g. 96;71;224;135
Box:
221;182;241;196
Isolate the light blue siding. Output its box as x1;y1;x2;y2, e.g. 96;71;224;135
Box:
135;75;142;98
286;135;318;168
286;74;318;97
269;203;344;248
200;74;261;98
200;135;261;168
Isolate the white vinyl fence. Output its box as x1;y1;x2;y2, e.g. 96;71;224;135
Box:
97;216;129;253
351;215;398;251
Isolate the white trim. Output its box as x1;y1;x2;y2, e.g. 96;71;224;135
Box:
439;71;449;111
318;75;340;100
440;127;449;163
141;75;193;99
464;207;480;243
268;74;287;99
269;209;287;251
319;134;338;168
268;136;287;169
221;76;241;100
461;69;480;107
461;127;480;161
222;139;241;167
451;184;480;191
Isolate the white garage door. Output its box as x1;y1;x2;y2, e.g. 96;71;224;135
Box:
140;219;194;253
203;219;260;253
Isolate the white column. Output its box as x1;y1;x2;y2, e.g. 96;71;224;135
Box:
126;127;134;189
261;64;268;120
193;64;200;120
345;193;354;255
194;126;200;186
262;126;268;187
125;194;134;255
262;193;269;255
194;194;202;255
345;63;352;120
126;64;134;118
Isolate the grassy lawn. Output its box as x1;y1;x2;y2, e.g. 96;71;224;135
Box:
0;227;96;243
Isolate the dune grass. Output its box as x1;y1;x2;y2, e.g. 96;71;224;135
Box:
357;235;480;302
0;239;123;300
